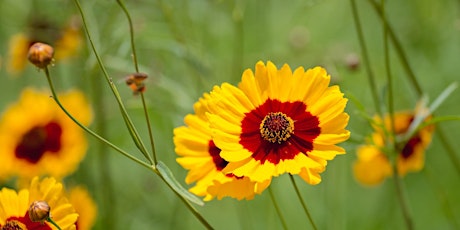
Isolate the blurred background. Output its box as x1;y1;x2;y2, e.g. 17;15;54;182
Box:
0;0;459;229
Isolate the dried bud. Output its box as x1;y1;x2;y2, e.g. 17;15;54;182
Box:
28;200;51;223
345;53;360;71
28;42;54;69
125;73;148;94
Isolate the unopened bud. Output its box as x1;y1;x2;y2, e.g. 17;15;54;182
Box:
28;42;54;69
28;200;51;223
125;72;148;94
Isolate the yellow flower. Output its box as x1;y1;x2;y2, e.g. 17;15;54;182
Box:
0;177;78;230
0;88;92;181
174;93;271;201
68;186;97;230
207;61;350;184
353;111;434;186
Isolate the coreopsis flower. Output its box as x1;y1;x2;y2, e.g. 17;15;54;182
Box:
68;186;97;230
353;111;434;186
207;61;350;184
0;88;92;181
174;93;271;200
7;17;82;74
0;177;78;230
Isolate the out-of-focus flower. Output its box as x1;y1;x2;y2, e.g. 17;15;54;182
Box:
174;93;270;201
0;88;92;181
353;111;434;186
0;177;78;230
7;17;82;74
125;73;148;95
68;186;97;230
207;61;350;184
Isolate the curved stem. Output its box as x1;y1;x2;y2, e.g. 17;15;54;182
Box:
43;67;150;170
268;187;288;230
115;0;140;73
73;0;152;164
289;175;317;230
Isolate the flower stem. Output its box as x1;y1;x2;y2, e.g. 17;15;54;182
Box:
391;165;414;230
349;0;382;117
289;175;317;230
115;0;140;73
73;0;152;165
268;187;288;230
46;217;62;230
43;67;150;170
141;92;158;164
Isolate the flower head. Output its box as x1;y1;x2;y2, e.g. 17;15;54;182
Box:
28;200;51;223
207;61;350;184
174;93;270;200
353;111;434;186
28;42;54;69
0;88;92;181
68;186;97;230
0;177;78;230
125;73;148;95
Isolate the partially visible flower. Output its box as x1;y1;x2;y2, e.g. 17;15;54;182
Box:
174;93;270;201
125;73;148;95
353;111;434;186
0;88;92;181
0;177;78;230
68;186;97;230
207;61;350;184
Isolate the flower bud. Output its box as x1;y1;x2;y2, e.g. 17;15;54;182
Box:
125;72;148;94
28;200;51;223
28;42;54;69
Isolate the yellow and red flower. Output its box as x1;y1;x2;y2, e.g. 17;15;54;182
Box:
0;88;92;181
0;177;78;230
353;111;434;186
174;93;270;200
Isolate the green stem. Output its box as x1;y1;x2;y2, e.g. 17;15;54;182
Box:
391;165;414;230
350;0;382;117
43;67;150;170
46;217;62;230
289;175;317;230
153;167;214;230
115;0;140;73
141;92;158;164
268;187;288;230
73;0;152;164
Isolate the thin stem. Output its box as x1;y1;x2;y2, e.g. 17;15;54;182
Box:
268;187;288;230
141;92;158;164
115;0;140;72
46;217;62;230
154;167;214;230
391;165;414;230
43;67;150;170
289;175;317;230
73;0;152;164
350;0;382;117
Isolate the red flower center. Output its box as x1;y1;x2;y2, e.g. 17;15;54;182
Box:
1;212;52;230
15;122;62;163
240;99;321;164
209;140;228;171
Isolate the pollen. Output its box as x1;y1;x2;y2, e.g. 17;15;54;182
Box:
259;112;294;144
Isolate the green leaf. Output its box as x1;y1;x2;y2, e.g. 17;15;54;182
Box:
157;161;204;206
